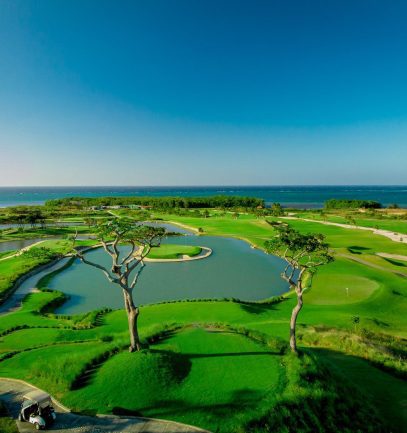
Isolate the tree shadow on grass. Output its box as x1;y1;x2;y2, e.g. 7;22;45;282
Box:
239;297;288;315
305;347;406;433
0;390;24;418
347;245;371;254
122;388;264;425
150;347;278;359
382;257;407;267
368;318;390;328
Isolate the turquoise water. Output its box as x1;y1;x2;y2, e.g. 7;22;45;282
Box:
50;236;288;314
1;186;406;208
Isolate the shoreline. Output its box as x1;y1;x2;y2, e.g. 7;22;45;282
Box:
0;257;65;314
0;241;214;314
144;246;212;262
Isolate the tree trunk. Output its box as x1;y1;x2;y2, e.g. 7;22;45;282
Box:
290;288;303;353
123;290;141;352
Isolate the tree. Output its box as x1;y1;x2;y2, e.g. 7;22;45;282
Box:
25;209;44;228
265;225;333;353
73;220;165;352
270;202;284;216
320;210;328;222
351;315;360;332
388;203;399;209
84;216;96;228
345;214;356;227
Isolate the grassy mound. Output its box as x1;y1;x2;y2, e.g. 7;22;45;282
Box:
67;349;191;415
0;342;117;398
147;244;202;259
64;327;285;432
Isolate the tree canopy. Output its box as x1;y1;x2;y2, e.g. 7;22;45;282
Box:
45;195;264;209
265;224;333;352
324;199;381;209
73;219;166;352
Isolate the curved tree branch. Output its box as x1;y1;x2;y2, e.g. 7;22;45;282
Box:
76;252;119;284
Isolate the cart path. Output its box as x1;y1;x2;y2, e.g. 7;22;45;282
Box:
376;252;407;262
0;241;46;262
0;378;210;433
337;254;407;278
279;216;407;243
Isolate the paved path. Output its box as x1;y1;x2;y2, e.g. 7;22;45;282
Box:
0;378;210;433
280;217;407;243
376;252;407;262
0;241;46;262
338;254;407;278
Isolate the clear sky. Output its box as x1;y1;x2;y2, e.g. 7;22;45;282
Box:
1;0;406;186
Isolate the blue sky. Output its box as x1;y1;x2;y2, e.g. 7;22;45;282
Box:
1;0;406;186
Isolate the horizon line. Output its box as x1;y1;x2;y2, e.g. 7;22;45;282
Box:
1;184;407;188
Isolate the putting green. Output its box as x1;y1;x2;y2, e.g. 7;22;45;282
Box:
146;244;202;259
307;272;379;305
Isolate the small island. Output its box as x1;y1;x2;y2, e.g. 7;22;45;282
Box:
145;244;212;262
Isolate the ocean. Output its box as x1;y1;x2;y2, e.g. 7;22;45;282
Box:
0;186;406;208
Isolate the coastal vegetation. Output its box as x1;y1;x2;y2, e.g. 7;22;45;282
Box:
45;195;265;209
324;199;382;209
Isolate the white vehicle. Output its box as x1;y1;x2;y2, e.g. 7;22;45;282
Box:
18;390;56;430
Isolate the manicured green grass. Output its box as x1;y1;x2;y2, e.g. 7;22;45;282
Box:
0;342;117;399
293;210;407;234
0;225;91;241
0;293;405;431
64;327;284;433
147;244;202;259
0;327;100;353
153;212;274;247
315;348;407;431
0;209;406;432
305;258;380;305
269;217;407;256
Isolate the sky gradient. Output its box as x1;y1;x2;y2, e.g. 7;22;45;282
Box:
1;0;407;186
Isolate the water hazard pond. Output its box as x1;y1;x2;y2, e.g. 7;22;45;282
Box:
46;235;289;314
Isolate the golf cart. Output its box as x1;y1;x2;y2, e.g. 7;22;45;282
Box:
18;390;56;430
